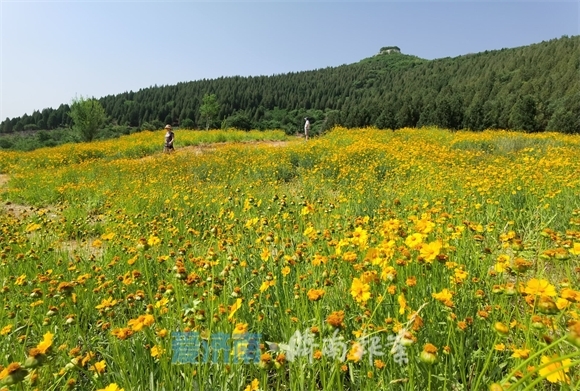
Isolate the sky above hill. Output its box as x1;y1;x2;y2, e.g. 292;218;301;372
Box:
1;0;578;120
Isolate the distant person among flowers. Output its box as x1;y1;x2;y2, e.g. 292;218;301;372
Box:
164;124;175;152
304;118;310;140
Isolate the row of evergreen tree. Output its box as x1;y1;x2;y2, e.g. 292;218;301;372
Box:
1;35;579;139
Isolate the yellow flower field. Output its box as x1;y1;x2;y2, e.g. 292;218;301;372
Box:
0;127;579;390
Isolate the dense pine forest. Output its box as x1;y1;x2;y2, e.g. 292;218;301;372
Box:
1;35;579;150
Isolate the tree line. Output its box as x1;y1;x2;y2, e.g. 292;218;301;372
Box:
1;35;578;149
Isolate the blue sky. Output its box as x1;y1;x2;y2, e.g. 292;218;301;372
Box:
1;0;578;120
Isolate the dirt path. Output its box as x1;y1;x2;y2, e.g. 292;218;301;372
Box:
0;139;295;258
1;139;293;215
175;139;290;155
138;139;291;161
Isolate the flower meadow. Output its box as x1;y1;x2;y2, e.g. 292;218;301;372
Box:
0;127;580;391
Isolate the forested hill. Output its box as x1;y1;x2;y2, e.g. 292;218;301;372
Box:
2;35;579;138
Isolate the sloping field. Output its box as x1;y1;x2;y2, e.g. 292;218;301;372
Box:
0;127;579;390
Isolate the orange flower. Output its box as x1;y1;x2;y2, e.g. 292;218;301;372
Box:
419;343;438;364
307;288;325;301
111;327;134;340
326;311;345;328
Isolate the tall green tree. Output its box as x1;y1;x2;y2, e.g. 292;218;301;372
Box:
68;96;107;142
509;95;538;132
199;93;220;130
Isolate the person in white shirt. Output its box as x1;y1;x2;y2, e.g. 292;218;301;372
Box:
304;118;310;140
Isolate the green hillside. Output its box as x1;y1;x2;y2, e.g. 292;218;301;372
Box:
1;35;579;149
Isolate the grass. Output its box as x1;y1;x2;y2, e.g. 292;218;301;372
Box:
0;127;579;390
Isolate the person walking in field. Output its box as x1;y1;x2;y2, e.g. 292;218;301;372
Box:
164;124;175;153
304;118;310;140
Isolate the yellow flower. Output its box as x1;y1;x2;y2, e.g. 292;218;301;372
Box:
244;378;259;391
539;355;571;384
90;360;106;375
147;235;161;246
228;298;243;320
511;348;531;359
380;266;397;282
26;223;41;232
0;324;12;336
397;293;407;315
101;232;115;240
451;267;469;284
312;254;328;266
415;218;435;234
381;219;400;236
405;233;423;249
350;227;369;249
259;280;275;292
494;343;506;351
420;241;442;263
432;288;453;303
569;243;580;256
494;322;509;336
232;323;249;335
97;384;124;391
350;278;371;303
95;297;118;311
360;270;378;284
36;332;54;354
524;279;557;297
346;342;364;362
15;274;27;286
260;248;271;261
127;314;155;331
151;345;165;359
281;266;291;276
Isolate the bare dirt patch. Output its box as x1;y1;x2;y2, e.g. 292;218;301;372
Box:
175;140;290;156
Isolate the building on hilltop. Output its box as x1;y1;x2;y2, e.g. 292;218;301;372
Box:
379;46;401;55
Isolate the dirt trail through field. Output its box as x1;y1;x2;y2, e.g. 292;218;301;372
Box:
138;139;291;161
0;139;294;261
174;139;290;156
1;139;293;210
